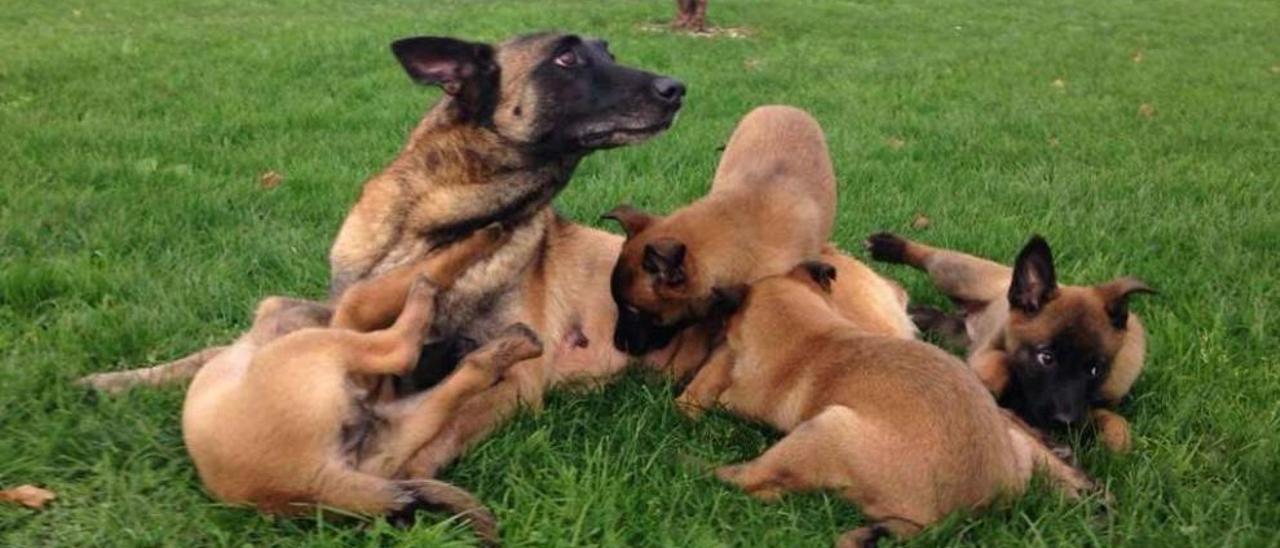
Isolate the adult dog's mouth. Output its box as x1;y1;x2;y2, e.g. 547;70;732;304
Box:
577;116;677;149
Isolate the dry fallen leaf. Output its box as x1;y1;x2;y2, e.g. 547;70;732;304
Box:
259;170;283;189
1138;103;1157;119
1048;136;1060;148
743;58;761;71
911;212;932;231
1051;77;1066;89
886;136;906;150
0;485;56;509
1131;50;1145;63
1271;64;1280;75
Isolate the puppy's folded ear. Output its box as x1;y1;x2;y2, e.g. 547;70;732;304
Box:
601;204;657;238
391;36;498;120
1096;277;1156;329
800;260;838;293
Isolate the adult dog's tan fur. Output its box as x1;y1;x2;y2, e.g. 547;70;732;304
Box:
678;261;1096;545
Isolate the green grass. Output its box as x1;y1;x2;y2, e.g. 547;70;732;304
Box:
2;0;1278;545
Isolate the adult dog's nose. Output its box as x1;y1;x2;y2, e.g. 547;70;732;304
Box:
652;77;686;103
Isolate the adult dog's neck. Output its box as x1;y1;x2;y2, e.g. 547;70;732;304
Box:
390;101;584;243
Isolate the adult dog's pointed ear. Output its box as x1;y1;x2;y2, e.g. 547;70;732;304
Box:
1009;235;1058;314
1096;277;1156;329
391;37;498;119
801;260;838;293
601;204;656;238
710;285;749;318
644;238;687;288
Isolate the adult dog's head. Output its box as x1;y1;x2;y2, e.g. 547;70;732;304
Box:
998;236;1155;429
391;32;684;154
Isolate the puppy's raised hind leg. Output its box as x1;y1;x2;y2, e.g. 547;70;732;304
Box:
866;232;1012;305
362;324;543;477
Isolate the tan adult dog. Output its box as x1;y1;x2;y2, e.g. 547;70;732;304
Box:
866;232;1154;452
80;32;688;479
183;226;539;544
677;261;1097;546
602;105;836;377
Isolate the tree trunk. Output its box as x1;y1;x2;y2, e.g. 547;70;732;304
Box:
673;0;708;32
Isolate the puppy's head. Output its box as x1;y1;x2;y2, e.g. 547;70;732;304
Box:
1001;236;1155;429
604;204;722;355
391;32;684;153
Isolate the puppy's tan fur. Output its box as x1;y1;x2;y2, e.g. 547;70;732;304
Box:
678;261;1095;545
867;233;1152;452
182;227;540;543
604;105;836;375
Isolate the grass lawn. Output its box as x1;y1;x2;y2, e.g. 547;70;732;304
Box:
2;0;1278;545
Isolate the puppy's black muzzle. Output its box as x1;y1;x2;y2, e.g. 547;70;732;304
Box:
612;306;684;356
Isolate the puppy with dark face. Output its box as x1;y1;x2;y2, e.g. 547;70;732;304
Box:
603;105;836;372
676;261;1097;546
867;233;1155;452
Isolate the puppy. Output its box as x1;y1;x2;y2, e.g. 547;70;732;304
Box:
182;226;541;544
867;233;1154;452
677;261;1096;546
603;105;836;375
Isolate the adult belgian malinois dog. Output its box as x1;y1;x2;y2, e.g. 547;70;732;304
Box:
866;232;1154;452
678;261;1097;546
183;225;536;543
81;32;684;484
603;105;836;375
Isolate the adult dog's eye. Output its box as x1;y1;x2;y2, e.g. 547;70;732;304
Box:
1035;347;1055;367
554;50;581;68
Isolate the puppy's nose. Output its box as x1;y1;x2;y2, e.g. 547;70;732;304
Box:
652;77;686;103
1051;411;1080;426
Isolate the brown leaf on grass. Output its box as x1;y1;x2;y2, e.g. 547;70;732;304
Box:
743;58;762;71
1131;50;1145;63
1048;136;1061;148
259;170;283;189
0;485;56;509
1271;64;1280;75
1050;77;1066;89
886;136;906;150
911;212;932;231
1138;103;1157;119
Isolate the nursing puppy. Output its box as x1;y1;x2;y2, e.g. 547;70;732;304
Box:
183;227;540;544
678;262;1096;546
867;233;1154;452
604;105;836;375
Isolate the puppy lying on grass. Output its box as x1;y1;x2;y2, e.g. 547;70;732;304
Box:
182;225;540;545
677;260;1098;546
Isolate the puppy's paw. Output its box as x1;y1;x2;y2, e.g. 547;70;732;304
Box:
674;394;707;421
466;324;543;377
1093;410;1133;453
837;524;891;548
864;232;909;264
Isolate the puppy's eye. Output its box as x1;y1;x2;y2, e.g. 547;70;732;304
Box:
1035;348;1055;367
1089;366;1099;377
554;50;581;68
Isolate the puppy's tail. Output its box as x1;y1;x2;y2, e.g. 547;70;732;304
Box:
393;479;499;546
